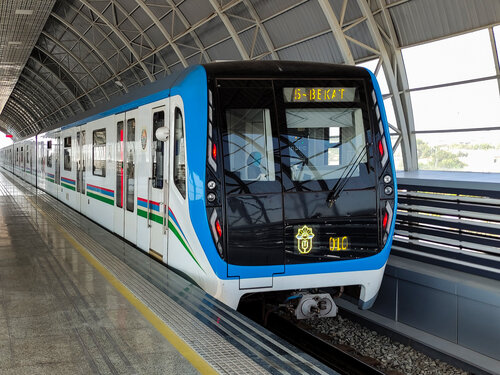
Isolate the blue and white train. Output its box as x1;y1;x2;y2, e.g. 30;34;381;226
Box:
0;61;396;318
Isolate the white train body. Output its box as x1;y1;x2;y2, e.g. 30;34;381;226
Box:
1;62;397;313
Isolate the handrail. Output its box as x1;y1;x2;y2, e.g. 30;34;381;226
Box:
394;181;500;281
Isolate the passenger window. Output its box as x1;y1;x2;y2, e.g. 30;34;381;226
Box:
116;121;124;208
173;108;186;198
126;119;135;212
224;108;275;182
152;111;165;189
64;136;71;171
93;129;106;177
47;141;52;168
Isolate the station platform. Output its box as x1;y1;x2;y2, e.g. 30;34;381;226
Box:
0;170;334;375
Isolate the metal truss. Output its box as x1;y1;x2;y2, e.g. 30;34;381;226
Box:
23;65;77;117
50;11;130;93
27;56;85;113
9;87;59;133
489;26;500;96
77;0;155;82
34;45;95;108
135;0;188;68
40;31;110;102
3;97;42;137
60;2;143;88
1;0;490;175
15;78;65;122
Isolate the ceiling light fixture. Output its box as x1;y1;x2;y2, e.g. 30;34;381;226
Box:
15;9;33;15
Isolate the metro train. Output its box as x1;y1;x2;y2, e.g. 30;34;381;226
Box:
0;61;396;319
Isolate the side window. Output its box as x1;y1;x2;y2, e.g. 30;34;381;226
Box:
20;147;23;164
93;129;106;177
152;111;165;189
224;108;275;182
64;136;71;171
174;108;186;198
47;141;52;168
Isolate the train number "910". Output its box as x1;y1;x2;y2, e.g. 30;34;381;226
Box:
329;236;349;251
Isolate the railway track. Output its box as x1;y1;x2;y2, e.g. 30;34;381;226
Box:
264;312;386;375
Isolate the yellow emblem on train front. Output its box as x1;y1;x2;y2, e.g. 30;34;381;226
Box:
296;225;315;254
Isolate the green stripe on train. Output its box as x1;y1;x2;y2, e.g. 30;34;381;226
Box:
168;220;204;273
87;191;114;205
46;177;54;183
137;209;163;225
61;182;75;191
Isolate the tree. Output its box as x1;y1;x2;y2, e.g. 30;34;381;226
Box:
417;139;467;170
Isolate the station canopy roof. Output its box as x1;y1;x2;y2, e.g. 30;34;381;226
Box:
0;0;499;139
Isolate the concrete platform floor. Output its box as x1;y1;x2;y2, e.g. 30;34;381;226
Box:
0;175;199;374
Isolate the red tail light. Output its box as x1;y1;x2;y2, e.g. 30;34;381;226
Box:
212;143;217;160
382;211;388;229
378;140;384;157
215;219;222;238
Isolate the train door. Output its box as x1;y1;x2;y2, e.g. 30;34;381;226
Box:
113;115;125;237
55;135;61;199
166;97;191;272
148;107;168;261
29;142;33;184
218;83;285;288
25;145;29;180
21;145;24;177
39;139;45;190
113;110;138;244
76;130;86;213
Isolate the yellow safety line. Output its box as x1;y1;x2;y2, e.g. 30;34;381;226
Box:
25;194;217;375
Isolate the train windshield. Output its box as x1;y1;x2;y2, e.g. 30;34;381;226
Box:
217;78;378;266
283;107;366;182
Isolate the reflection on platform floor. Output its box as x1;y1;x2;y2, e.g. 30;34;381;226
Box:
0;173;199;374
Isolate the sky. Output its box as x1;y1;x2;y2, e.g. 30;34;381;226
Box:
358;26;500;172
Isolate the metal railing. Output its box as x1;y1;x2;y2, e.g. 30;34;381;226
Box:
393;180;500;280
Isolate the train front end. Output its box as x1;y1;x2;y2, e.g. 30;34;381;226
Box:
201;62;396;317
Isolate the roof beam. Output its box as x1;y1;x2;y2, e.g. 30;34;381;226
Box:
109;0;170;75
77;0;155;82
489;27;500;97
41;31;110;101
34;45;95;107
9;86;58;125
28;56;85;112
64;2;143;87
208;0;249;60
165;0;211;63
50;11;129;93
242;0;278;60
317;0;354;64
357;0;415;170
135;0;188;68
23;65;77;117
15;78;64;121
4;97;41;135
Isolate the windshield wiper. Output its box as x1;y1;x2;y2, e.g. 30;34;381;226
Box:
326;144;369;208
